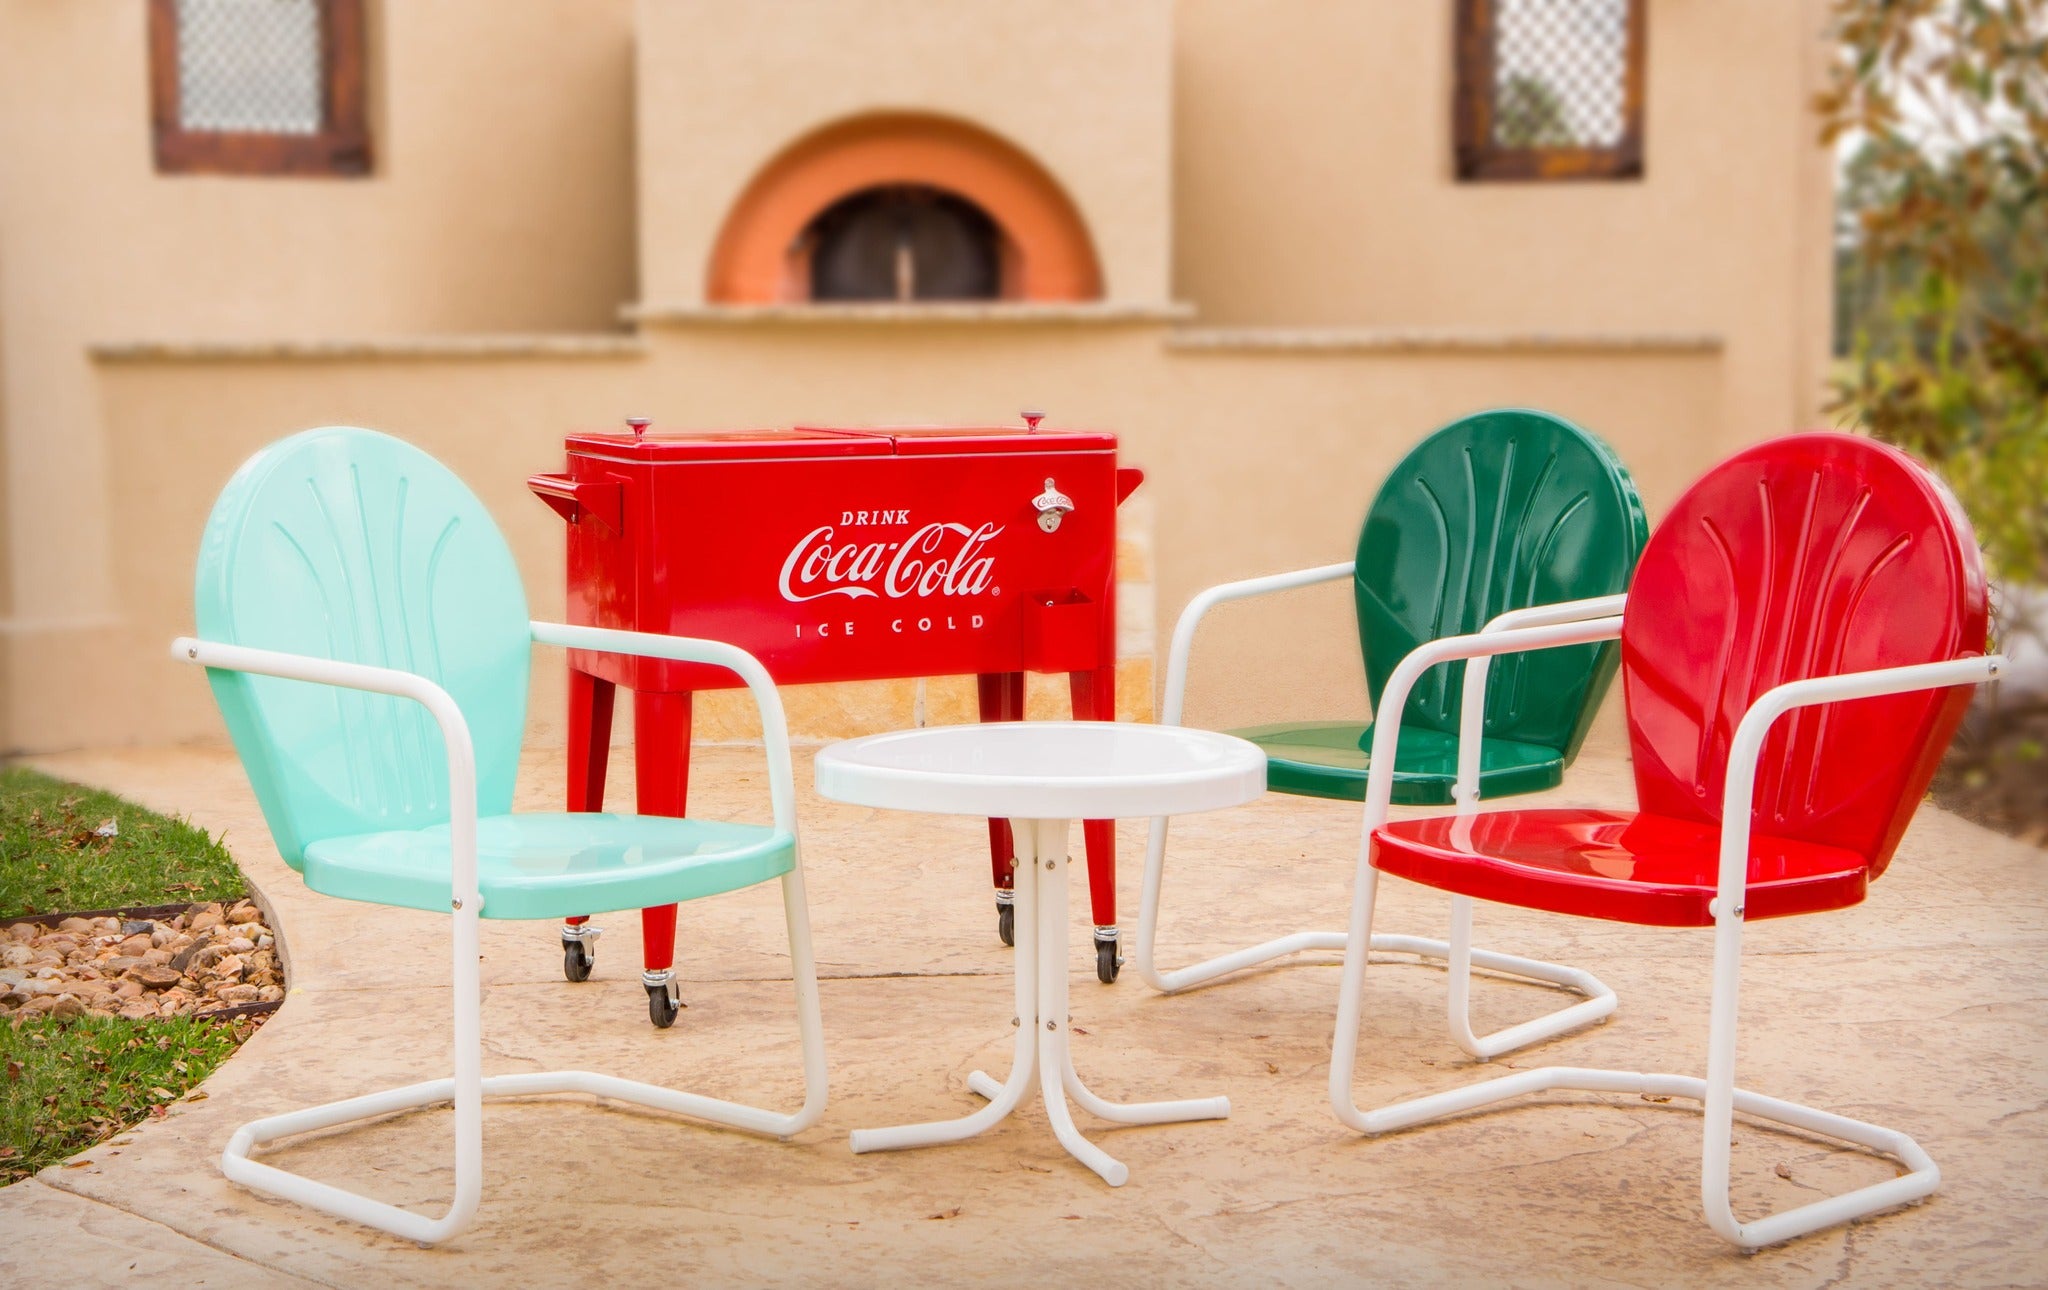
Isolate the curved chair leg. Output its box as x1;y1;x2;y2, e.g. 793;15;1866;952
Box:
222;880;829;1245
1136;816;1613;1059
1331;892;1938;1250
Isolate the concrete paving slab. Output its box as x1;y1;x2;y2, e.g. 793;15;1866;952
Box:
5;740;2045;1286
0;1177;324;1288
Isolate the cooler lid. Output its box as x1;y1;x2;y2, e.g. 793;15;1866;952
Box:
564;426;894;461
792;425;1117;456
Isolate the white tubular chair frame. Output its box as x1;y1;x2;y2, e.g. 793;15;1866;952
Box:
1132;565;1620;1060
1328;624;2005;1250
174;622;828;1246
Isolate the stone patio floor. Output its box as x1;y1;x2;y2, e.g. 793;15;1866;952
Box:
1;738;2044;1288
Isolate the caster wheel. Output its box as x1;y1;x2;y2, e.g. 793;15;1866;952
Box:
997;899;1015;947
1095;936;1121;984
562;938;594;982
646;980;682;1029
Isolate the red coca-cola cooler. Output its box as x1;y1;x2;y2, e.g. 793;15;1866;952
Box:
530;416;1142;1025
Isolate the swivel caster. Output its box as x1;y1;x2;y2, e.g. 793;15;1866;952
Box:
996;896;1015;947
645;973;682;1029
1094;932;1121;984
560;922;601;982
562;937;594;982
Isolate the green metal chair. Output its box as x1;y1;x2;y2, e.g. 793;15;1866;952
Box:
175;426;826;1245
1133;408;1647;1056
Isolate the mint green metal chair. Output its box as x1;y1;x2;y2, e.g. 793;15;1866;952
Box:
1134;409;1646;1057
175;426;826;1246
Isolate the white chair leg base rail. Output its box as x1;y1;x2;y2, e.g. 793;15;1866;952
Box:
849;818;1229;1187
1137;818;1615;1062
216;868;827;1247
221;1066;820;1247
1340;1064;1939;1251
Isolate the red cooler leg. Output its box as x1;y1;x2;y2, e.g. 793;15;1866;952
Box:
632;688;692;1026
977;671;1027;947
1071;664;1121;982
559;670;615;977
566;667;616;814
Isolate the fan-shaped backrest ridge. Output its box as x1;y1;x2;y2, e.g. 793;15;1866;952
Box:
193;427;532;866
1620;433;1988;874
1355;408;1648;753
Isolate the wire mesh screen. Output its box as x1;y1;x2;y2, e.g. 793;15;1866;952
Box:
1490;0;1631;149
176;0;324;135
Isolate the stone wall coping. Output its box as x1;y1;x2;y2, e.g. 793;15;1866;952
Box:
1167;327;1725;354
623;300;1196;326
90;333;649;362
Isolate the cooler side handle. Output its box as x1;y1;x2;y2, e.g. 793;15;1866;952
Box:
527;473;622;537
1116;467;1144;506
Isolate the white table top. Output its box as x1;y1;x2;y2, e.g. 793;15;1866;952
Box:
813;721;1266;820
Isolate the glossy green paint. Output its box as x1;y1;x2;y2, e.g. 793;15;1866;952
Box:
1231;721;1564;804
193;427;792;921
1228;409;1647;804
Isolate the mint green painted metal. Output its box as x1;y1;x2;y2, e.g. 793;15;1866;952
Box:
1231;409;1647;805
195;427;533;869
302;813;795;920
191;428;800;925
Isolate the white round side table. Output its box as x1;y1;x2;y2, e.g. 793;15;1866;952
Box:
814;720;1266;1186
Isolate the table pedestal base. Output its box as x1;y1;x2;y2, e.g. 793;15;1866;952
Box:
849;818;1229;1186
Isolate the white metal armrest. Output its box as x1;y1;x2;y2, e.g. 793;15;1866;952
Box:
172;637;480;911
1714;653;2004;916
1161;562;1356;724
1361;616;1626;832
1693;652;2001;1246
529;620;797;837
1454;593;1630;811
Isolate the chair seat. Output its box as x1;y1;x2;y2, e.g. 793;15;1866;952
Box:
1371;808;1870;927
1230;721;1564;806
303;813;796;920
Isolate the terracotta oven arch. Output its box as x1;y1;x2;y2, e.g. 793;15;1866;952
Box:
708;113;1103;303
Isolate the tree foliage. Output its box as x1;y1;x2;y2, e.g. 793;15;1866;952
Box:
1818;0;2048;589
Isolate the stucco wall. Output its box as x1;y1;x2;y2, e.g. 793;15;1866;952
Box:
0;0;1829;754
0;0;637;738
634;0;1174;309
63;326;1720;753
1173;0;1836;455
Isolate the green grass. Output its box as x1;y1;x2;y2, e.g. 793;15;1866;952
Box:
0;766;244;917
1;1014;263;1183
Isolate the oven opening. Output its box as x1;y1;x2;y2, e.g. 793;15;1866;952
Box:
802;184;1003;302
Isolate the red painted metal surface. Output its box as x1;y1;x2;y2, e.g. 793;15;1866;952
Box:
535;420;1142;972
1373;433;1988;926
1371;808;1870;926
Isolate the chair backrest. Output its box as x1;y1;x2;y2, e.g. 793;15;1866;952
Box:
1355;408;1648;754
1621;433;1988;875
194;427;532;867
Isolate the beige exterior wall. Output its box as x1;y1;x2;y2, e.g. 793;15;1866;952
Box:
70;328;1718;752
0;0;637;741
0;0;1832;754
1175;0;1836;450
635;0;1174;310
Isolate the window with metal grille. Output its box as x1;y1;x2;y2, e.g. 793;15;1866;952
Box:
149;0;369;176
1454;0;1644;181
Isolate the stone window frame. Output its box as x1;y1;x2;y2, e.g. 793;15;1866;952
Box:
1453;0;1646;182
148;0;371;177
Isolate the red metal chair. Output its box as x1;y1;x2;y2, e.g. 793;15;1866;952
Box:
1328;433;2003;1249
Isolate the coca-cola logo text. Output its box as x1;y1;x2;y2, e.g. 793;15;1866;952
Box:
778;519;1003;603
